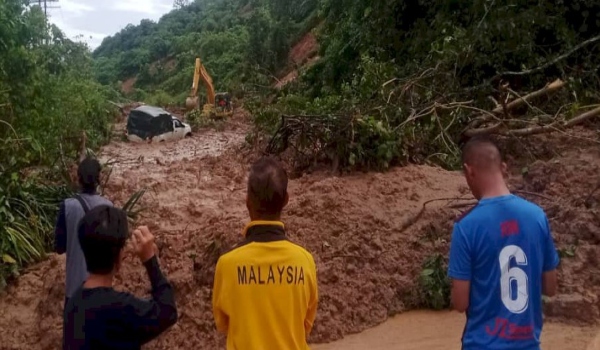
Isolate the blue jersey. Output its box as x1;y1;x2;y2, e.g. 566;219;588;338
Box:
448;194;560;350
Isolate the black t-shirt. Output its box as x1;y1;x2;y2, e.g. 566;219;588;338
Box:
63;257;177;350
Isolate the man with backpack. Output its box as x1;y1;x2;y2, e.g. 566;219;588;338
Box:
54;156;113;308
63;208;177;349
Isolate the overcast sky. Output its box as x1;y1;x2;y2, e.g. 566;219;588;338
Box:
48;0;174;50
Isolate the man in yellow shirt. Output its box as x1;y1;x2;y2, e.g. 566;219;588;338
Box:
212;157;319;350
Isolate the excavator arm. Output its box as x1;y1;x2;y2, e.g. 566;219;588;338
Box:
189;58;201;99
186;57;215;110
198;59;215;105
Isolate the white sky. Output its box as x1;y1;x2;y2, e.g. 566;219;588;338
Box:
47;0;174;50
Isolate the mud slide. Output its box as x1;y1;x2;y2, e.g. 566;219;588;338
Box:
313;310;598;350
588;329;600;350
0;112;599;349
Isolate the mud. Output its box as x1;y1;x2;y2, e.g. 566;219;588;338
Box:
313;310;598;350
121;77;137;94
0;118;599;349
289;32;318;66
507;130;600;324
275;32;320;89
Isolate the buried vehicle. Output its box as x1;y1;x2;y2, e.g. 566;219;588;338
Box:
126;105;192;142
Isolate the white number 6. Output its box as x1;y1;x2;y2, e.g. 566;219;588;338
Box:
499;245;529;314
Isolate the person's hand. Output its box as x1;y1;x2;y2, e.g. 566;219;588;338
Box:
132;226;156;263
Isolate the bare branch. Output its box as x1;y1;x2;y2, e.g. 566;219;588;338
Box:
564;106;600;127
498;35;600;77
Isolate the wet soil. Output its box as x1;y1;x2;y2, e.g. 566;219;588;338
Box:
0;115;599;349
312;310;598;350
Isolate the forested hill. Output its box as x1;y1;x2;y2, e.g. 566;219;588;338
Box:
94;0;600;171
92;0;320;104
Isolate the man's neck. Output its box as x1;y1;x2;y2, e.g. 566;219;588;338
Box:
479;182;511;200
249;214;282;222
80;186;97;195
83;273;113;289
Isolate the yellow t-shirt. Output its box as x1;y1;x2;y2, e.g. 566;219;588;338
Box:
212;221;318;350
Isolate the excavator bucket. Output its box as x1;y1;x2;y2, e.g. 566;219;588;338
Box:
185;96;199;111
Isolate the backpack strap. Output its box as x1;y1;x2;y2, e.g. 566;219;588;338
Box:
73;194;91;214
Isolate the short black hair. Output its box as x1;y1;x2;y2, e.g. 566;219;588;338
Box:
247;157;288;217
78;157;101;193
461;136;503;168
78;205;129;275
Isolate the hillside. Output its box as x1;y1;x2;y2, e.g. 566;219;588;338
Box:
93;0;600;172
93;0;320;104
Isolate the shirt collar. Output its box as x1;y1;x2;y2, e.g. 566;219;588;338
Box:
242;221;286;242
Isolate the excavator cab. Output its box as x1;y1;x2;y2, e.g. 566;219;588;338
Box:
215;93;232;115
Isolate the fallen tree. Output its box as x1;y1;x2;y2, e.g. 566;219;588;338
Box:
264;77;600;172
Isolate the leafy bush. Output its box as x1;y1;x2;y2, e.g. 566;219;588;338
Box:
146;90;177;108
256;0;600;171
0;134;74;288
0;1;117;286
419;253;451;310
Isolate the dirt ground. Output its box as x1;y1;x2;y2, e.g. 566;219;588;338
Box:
313;310;599;350
312;311;600;350
0;111;599;349
275;32;320;89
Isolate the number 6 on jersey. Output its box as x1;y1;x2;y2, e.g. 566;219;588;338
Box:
499;245;529;314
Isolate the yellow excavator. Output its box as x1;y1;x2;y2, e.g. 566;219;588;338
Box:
185;57;233;118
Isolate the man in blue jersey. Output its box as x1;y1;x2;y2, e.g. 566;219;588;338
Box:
448;137;560;350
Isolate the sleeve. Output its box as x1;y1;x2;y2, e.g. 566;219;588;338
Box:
542;216;560;272
447;224;472;281
304;255;318;335
126;256;178;345
212;257;229;333
54;201;67;254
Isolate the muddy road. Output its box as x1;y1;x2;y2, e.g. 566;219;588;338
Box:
313;311;598;350
0;114;599;349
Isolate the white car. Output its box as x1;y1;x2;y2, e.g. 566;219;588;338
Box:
126;105;192;143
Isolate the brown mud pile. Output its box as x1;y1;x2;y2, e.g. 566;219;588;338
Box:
507;129;600;324
289;32;318;66
275;32;320;89
0;118;599;349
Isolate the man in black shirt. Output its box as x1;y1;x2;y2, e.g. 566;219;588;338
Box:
63;205;177;350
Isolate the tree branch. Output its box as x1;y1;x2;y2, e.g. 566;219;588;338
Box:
464;79;566;135
498;34;600;77
467;106;600;137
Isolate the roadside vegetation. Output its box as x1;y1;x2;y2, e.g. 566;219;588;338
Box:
257;0;600;172
0;0;117;287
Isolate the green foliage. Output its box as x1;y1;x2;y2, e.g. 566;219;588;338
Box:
0;132;75;288
93;0;600;173
146;90;177;108
122;189;147;221
0;0;116;287
257;0;600;171
419;253;451;310
93;0;320;101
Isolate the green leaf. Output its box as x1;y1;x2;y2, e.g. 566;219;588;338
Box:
2;254;16;264
348;153;356;166
421;268;434;277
